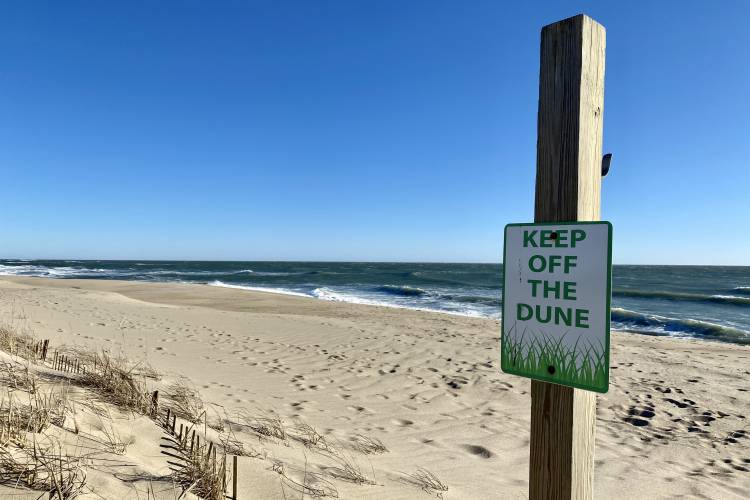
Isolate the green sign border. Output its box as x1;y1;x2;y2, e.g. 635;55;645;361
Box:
500;221;612;393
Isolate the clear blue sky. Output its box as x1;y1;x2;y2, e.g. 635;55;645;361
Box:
1;1;748;264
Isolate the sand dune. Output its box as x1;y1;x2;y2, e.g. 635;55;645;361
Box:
0;276;748;499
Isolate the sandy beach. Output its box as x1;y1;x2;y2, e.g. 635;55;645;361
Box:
0;275;748;499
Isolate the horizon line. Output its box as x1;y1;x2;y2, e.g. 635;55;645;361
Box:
1;257;749;268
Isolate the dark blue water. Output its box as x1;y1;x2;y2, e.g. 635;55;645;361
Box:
1;260;748;345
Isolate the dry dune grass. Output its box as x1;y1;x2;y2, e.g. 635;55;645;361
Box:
401;467;449;499
167;378;205;424
78;350;152;414
218;421;264;459
0;437;87;498
288;421;329;451
0;388;69;445
0;321;36;358
0;360;38;393
271;459;339;499
96;413;132;455
237;409;288;442
350;433;388;455
320;447;376;486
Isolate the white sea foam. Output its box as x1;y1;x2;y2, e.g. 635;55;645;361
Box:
207;281;494;319
207;280;310;298
311;287;493;319
0;264;137;279
148;270;219;276
0;264;48;276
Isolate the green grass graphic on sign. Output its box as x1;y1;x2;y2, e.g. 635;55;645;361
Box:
501;322;608;391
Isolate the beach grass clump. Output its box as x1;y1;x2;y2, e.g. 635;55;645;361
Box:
79;350;151;414
219;430;263;459
0;439;87;498
0;389;69;446
402;467;448;498
0;360;38;393
350;433;387;454
272;459;339;498
289;422;329;450
167;378;205;424
322;447;375;486
238;410;287;442
95;414;131;455
324;458;374;485
0;322;41;361
501;323;607;391
216;416;264;458
205;405;226;432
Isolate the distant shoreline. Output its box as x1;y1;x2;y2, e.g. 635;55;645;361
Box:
2;259;749;345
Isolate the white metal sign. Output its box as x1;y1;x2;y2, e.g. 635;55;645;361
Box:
501;221;612;392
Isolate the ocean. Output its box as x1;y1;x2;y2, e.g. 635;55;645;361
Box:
1;260;748;345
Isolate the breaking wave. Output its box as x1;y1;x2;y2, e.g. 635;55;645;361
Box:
613;289;750;306
611;308;750;344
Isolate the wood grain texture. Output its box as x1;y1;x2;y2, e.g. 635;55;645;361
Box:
534;14;605;223
529;14;605;500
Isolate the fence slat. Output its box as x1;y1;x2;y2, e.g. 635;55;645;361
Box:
233;455;238;500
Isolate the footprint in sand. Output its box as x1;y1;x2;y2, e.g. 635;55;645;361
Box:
461;444;494;459
348;405;373;414
391;418;414;427
624;405;656;427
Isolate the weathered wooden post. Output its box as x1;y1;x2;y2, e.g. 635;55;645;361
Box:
222;454;227;494
233;455;238;500
529;14;606;500
151;390;159;417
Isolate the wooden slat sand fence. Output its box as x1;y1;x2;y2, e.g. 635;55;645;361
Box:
1;337;240;498
1;336;50;362
160;406;239;499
